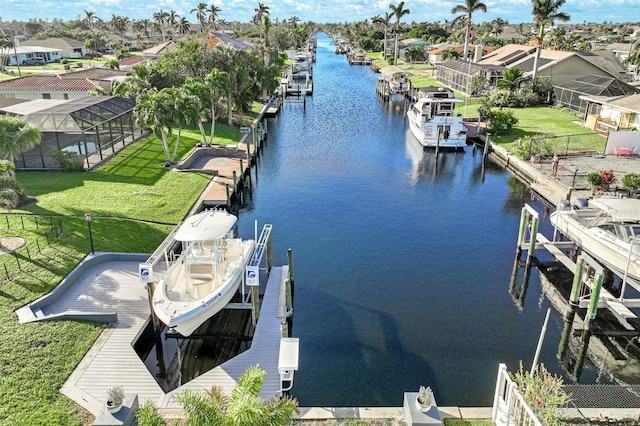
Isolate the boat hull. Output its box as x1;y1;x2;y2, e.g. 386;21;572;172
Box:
407;118;466;148
551;211;640;281
152;240;255;336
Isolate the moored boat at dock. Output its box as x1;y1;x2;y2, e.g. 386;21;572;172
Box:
406;87;467;149
550;197;640;282
152;210;256;336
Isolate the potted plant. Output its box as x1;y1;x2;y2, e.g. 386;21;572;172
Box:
106;385;125;414
416;385;433;410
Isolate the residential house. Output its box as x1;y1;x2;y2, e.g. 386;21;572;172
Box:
554;75;639;115
204;31;252;51
20;37;88;58
142;40;179;58
476;44;629;85
579;93;640;154
0;75;112;100
605;43;633;64
0;46;61;65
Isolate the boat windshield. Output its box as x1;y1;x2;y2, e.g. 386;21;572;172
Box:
628;224;640;244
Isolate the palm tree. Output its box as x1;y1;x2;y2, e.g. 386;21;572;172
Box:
153;10;169;42
624;39;640;76
372;12;392;61
84;10;97;31
389;1;410;65
0;116;41;178
531;0;570;79
177;17;191;36
451;0;487;61
0;33;21;77
253;2;270;26
206;68;229;144
496;67;530;92
207;5;222;31
176;365;298;426
169;87;200;161
191;2;208;32
441;48;462;61
134;90;173;163
168;10;180;33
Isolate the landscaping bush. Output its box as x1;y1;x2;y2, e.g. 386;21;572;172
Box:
51;150;84;171
587;170;617;191
510;135;554;160
486;109;519;136
622;173;640;196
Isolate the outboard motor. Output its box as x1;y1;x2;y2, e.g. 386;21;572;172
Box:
573;198;589;209
557;199;571;211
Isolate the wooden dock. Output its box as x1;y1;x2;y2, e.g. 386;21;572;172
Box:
56;256;291;415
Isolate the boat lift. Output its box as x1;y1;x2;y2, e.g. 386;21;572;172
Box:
513;203;640;331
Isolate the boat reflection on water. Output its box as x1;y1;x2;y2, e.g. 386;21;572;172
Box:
404;130;465;184
510;253;640;386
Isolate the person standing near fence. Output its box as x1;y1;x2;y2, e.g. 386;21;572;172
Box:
551;152;559;179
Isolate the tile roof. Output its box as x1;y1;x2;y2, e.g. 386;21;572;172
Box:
63;68;128;79
142;41;178;56
21;37;85;49
0;75;111;93
118;56;148;67
206;32;252;50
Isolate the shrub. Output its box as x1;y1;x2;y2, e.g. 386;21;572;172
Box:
587;171;605;189
487;109;518;135
511;361;570;426
622;173;640;195
510;135;554;160
60;58;68;64
486;89;527;108
51;150;84;171
136;401;167;426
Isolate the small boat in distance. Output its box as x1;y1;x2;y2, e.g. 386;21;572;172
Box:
152;210;256;336
407;87;467;149
550;197;640;282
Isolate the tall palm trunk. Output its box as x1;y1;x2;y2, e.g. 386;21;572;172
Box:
197;121;207;144
13;45;21;77
463;19;471;61
209;104;216;145
394;32;399;65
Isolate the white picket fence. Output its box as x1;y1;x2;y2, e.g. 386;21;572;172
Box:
492;364;543;426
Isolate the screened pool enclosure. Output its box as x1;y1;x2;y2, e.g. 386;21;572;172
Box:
0;96;144;170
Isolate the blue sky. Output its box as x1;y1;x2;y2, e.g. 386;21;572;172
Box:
2;0;638;25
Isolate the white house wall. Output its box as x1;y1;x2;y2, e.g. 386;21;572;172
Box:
0;92;87;101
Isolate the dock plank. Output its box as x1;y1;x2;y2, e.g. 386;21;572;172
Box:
58;259;290;415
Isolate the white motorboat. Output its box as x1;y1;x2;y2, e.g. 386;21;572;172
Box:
407;88;467;149
550;198;640;281
152;210;256;336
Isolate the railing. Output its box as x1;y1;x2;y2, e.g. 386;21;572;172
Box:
492;363;542;426
0;214;66;282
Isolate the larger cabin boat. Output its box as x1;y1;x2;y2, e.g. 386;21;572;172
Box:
407;87;467;149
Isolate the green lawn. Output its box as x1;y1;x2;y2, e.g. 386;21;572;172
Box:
0;123;243;425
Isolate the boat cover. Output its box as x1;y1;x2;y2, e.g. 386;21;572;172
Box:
175;211;237;241
589;198;640;222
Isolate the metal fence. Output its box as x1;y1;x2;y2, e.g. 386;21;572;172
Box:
0;214;68;282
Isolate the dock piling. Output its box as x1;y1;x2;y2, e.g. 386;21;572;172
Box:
569;255;585;306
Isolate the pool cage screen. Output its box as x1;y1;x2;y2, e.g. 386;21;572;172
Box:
13;96;144;170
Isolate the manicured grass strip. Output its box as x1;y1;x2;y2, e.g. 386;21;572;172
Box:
1;125;242;424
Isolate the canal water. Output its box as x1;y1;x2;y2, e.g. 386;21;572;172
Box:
235;33;604;407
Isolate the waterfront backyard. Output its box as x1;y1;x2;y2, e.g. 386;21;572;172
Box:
0;79;610;424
